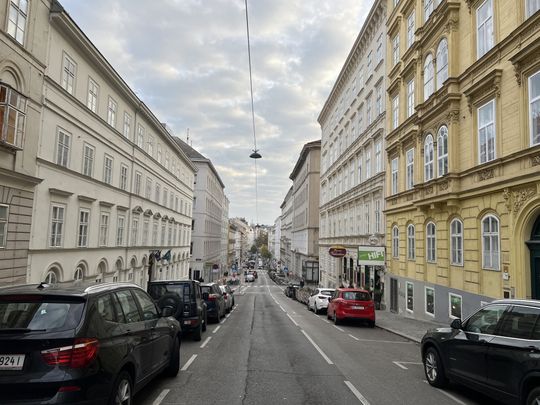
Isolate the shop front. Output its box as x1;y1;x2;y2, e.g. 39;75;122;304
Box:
358;246;386;309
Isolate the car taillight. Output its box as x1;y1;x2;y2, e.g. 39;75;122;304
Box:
223;293;228;299
41;338;99;368
208;294;217;301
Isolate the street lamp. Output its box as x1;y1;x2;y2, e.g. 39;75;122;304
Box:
250;149;262;159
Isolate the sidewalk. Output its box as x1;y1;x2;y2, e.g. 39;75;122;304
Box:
375;309;447;343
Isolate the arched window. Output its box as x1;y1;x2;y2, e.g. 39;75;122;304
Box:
407;224;416;260
45;269;58;284
424;54;434;101
74;265;85;281
437;126;448;176
392;226;399;258
436;38;448;90
424;134;434;181
450;219;463;266
426;222;436;262
96;261;106;283
482;215;500;270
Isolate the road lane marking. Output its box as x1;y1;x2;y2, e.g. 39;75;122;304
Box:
323;319;331;324
423;381;468;405
279;305;286;312
200;337;212;348
393;361;423;370
213;325;221;334
180;354;197;371
287;313;299;326
333;325;345;332
344;381;371;405
348;334;360;341
301;330;333;365
152;389;170;405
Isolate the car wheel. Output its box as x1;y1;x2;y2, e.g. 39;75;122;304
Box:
202;313;207;332
368;320;375;328
333;312;340;325
526;387;540;405
192;322;202;341
423;347;448;388
109;370;132;405
165;337;180;377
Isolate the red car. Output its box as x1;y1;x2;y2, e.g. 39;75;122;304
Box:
327;288;375;327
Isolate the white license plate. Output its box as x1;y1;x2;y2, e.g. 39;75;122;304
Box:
352;306;364;310
0;354;25;370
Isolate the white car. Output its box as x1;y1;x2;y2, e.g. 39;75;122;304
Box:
245;273;255;282
308;288;335;314
219;285;234;312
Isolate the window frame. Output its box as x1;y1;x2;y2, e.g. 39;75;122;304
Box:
392;225;399;258
82;143;95;177
526;0;540;18
99;212;110;247
61;53;77;95
436;38;449;90
424;54;434;101
87;78;99;113
55;128;71;168
120;164;128;191
528;70;540;146
476;0;494;59
450;218;464;266
478;99;496;164
107;97;117;127
406;148;414;190
482;214;500;270
392;33;400;66
407;11;415;48
123;112;131;138
50;204;65;248
437;125;448;177
407;78;415;118
392;94;399;129
407;224;416;260
449;293;463;319
424;134;434;182
103;154;113;185
426;221;437;262
0;204;9;248
7;0;28;45
425;286;435;316
406;282;414;312
116;215;125;246
77;208;90;248
391;157;399;195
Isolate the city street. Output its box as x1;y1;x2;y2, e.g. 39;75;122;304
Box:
134;271;500;405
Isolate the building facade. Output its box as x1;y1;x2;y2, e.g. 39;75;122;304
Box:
385;0;540;323
279;186;293;274
230;217;250;266
290;140;321;282
319;0;387;292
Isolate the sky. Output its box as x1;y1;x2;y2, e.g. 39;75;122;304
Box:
60;0;373;225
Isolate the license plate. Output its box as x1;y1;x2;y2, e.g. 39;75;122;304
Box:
0;354;25;370
352;306;364;310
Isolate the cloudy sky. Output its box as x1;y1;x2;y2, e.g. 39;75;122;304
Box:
61;0;373;225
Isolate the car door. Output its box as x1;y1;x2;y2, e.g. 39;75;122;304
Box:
485;305;540;398
328;290;338;317
443;304;507;385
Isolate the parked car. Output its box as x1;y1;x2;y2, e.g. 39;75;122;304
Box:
201;283;226;323
285;283;301;300
308;288;335;314
421;299;540;405
252;270;258;279
219;285;234;312
327;288;375;327
245;273;255;282
147;279;207;341
0;282;181;405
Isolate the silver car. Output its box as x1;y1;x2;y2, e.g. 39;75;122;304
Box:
219;285;234;312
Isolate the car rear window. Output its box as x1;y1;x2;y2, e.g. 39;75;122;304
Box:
148;283;190;302
0;296;84;332
320;290;333;296
342;292;371;301
201;286;212;295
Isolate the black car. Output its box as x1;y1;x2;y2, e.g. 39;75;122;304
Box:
201;283;226;323
0;281;181;405
147;280;207;341
421;299;540;405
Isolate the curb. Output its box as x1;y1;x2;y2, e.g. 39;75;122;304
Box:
375;324;421;344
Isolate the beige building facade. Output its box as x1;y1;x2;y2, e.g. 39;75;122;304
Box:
385;0;540;322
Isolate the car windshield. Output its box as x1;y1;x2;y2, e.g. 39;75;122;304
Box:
342;292;371;301
148;284;190;302
0;297;84;332
320;290;333;296
201;286;211;295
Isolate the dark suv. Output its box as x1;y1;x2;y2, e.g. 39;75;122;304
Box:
147;280;207;341
421;299;540;405
201;283;226;323
0;282;181;405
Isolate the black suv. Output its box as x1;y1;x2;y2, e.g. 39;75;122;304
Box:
421;299;540;405
0;282;181;405
147;280;207;341
201;283;226;323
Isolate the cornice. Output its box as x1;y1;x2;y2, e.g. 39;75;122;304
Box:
0;167;42;186
462;69;502;113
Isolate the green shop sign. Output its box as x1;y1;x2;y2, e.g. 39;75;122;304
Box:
357;246;385;265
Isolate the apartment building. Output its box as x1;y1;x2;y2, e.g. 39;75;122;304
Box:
280;186;294;274
230;217;250;265
319;0;387;292
385;0;540;322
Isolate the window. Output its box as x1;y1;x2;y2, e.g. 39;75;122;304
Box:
7;0;28;44
157;144;162;163
56;129;70;167
407;11;415;48
424;134;434;181
82;143;94;177
50;205;65;247
367;51;372;75
436;39;449;90
392;226;399;258
482;215;500;270
152;222;158;245
424;55;434;100
62;54;76;95
115;290;141;323
357;154;362;184
107;97;117;127
528;71;540;146
376;85;383;115
131;216;139;246
392;95;399;129
365;202;370;234
526;0;540;17
74;266;84;281
425;287;434;316
145;178;152;199
358;106;364;133
426;222;436;262
163;188;168;206
425;0;434;21
44;270;58;284
78;209;89;247
0;84;27;149
147;135;154;156
407;79;415;118
376;34;383;65
407;224;416;260
498;306;540;339
143;219;149;246
155;183;161;202
478;100;496;163
137;124;144;149
406;148;414;190
103;155;113;184
406;282;414;312
132;290;159;321
87;79;99;113
465;304;507;333
477;0;494;58
120;164;128;191
392;33;400;66
134;172;142;195
450;219;463;266
366;95;372;125
437;126;448;176
375;200;381;233
449;293;462;319
375;141;382;173
99;213;109;246
123;112;131;138
391;157;398;195
116;215;125;246
365;148;371;179
0;205;8;248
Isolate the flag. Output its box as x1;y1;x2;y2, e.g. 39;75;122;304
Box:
162;250;171;262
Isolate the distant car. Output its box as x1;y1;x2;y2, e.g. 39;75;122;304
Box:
285;283;300;299
252;270;258;279
201;283;226;322
0;282;181;405
327;288;375;327
245;274;255;282
308;288;335;314
421;299;540;405
219;285;234;312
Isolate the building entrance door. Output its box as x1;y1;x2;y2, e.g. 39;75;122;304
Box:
527;215;540;299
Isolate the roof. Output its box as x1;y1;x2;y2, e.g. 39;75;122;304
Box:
289;140;321;180
0;281;143;297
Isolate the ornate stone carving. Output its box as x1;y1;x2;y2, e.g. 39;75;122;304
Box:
531;154;540;166
446;110;460;124
503;188;511;212
406;194;414;201
514;62;522;86
478;168;494;181
445;18;459;33
513;187;536;213
439;180;450;191
425;186;434;195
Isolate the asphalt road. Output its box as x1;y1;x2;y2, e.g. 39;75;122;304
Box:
134;271;501;405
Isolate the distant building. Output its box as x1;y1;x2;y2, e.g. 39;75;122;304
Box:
280;187;294;274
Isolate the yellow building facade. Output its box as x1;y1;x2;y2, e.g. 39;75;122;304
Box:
385;0;540;322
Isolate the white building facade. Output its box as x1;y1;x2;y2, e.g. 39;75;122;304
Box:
279;187;293;274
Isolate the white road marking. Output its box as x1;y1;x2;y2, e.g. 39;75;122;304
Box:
287;313;299;326
152;389;170;405
180;354;197;371
225;313;230;318
213;325;221;334
323;319;331;324
344;381;371;405
301;330;333;365
333;325;345;332
423;381;468;405
348;334;360;341
220;317;227;324
393;361;423;370
279;305;286;312
200;337;211;348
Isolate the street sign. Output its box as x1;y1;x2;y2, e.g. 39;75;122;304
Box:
329;246;347;258
358;246;385;265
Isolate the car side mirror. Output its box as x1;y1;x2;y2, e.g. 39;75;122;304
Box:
450;318;462;329
161;306;174;317
202;292;209;300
